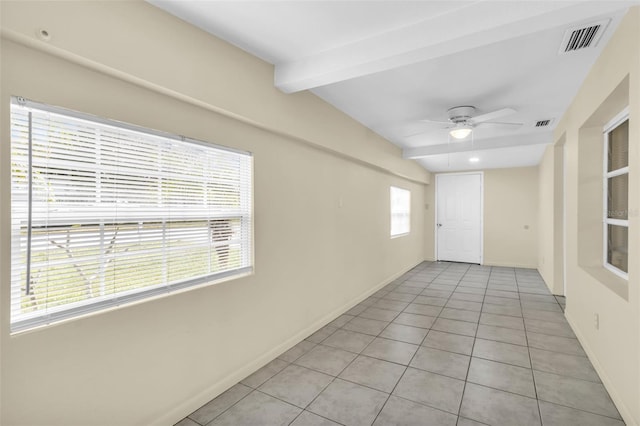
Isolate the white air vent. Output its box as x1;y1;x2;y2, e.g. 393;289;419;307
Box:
559;19;610;54
535;119;553;127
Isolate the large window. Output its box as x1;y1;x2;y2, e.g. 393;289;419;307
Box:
390;186;410;237
10;97;253;332
603;107;628;278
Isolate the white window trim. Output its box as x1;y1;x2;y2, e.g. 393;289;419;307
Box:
10;97;254;333
602;106;629;280
390;186;411;238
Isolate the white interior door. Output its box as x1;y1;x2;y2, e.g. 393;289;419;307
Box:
436;173;482;264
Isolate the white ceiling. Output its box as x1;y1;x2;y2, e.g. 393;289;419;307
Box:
148;0;638;172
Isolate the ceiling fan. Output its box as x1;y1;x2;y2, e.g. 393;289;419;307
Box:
412;106;522;139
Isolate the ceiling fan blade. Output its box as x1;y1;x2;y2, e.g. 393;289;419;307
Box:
477;121;523;127
404;130;430;138
419;119;451;125
471;108;516;124
404;125;453;138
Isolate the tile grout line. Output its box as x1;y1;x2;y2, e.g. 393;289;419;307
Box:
290;261;434;425
192;382;263;426
455;263;491;425
187;265;591;426
369;261;456;425
516;270;544;426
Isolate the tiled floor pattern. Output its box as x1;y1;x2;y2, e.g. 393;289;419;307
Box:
176;262;624;426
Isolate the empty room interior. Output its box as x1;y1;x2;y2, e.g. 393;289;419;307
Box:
0;1;639;426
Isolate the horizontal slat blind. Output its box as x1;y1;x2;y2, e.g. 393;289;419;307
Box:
10;97;253;332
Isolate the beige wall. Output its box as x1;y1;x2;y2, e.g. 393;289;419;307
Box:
424;168;538;267
537;143;565;295
538;146;555;286
539;7;639;425
483;167;539;268
0;2;428;425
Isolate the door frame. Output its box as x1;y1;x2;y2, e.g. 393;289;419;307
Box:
434;171;484;264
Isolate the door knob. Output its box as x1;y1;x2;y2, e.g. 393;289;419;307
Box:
437;223;443;227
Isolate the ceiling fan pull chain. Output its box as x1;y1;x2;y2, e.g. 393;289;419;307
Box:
447;132;451;168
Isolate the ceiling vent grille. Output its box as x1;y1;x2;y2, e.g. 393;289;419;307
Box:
535;119;553;127
559;19;610;54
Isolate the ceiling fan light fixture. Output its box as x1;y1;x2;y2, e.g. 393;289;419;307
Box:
449;125;472;139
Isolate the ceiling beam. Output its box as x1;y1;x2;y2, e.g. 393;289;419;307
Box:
275;1;633;93
403;132;553;159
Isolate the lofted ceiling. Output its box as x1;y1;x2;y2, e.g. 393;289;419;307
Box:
147;0;638;172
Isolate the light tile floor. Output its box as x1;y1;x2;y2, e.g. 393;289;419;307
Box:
176;262;624;426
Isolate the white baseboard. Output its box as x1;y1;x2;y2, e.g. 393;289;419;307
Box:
156;260;421;425
425;259;536;269
565;311;638;426
536;268;556;295
482;261;538;269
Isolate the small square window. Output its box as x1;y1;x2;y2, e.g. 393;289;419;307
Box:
607;119;628;171
607;174;628;220
390;186;410;237
606;224;628;273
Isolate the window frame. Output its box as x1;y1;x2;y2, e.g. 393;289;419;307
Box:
9;97;254;333
390;186;411;238
602;107;629;280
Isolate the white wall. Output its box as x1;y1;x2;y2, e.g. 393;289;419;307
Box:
539;7;639;425
483;167;539;268
0;2;429;424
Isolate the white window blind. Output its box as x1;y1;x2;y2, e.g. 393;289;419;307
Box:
10;97;253;332
390;186;411;237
